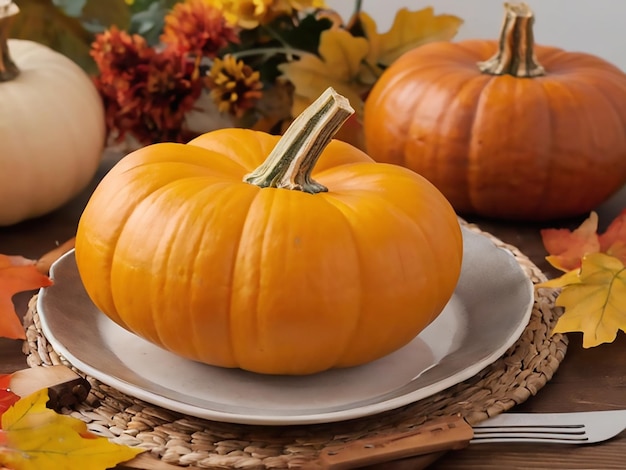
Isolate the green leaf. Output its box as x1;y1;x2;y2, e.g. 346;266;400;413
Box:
274;13;333;55
129;0;175;44
81;0;131;32
52;0;87;17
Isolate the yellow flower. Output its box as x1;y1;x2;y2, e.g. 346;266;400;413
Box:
205;55;263;117
221;0;327;29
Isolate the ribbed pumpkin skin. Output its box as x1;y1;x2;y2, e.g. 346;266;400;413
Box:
363;40;626;221
75;128;462;375
0;39;105;226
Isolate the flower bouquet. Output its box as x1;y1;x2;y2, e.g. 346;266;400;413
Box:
19;0;463;148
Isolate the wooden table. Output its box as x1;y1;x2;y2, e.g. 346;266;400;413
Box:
2;153;626;469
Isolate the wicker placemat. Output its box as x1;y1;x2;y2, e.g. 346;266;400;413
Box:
22;222;567;469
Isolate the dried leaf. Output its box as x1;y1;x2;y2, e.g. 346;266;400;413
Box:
0;375;19;420
362;7;463;68
541;210;626;272
539;253;626;348
278;28;370;117
0;255;52;340
541;212;601;272
599;209;626;261
0;389;144;470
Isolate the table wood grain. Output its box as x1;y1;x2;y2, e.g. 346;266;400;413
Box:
2;154;626;469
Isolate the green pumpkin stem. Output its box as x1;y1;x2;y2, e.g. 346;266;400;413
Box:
244;87;354;193
477;2;546;78
0;0;19;82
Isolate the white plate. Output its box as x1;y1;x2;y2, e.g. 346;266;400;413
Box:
37;226;533;425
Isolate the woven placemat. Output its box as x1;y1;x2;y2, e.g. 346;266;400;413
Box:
22;222;567;469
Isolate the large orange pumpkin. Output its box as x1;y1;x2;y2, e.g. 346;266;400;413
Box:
363;3;626;221
75;88;463;375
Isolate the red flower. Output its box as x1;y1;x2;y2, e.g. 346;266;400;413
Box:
91;26;204;144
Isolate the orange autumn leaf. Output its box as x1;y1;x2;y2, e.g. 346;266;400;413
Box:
0;255;52;340
35;237;76;275
541;210;626;272
540;211;601;272
0;389;144;470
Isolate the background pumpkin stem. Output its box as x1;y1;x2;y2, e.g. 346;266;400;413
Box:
477;2;545;78
244;87;354;194
0;0;19;81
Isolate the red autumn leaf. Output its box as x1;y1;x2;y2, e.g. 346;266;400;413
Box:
0;255;53;340
541;212;601;272
0;375;19;421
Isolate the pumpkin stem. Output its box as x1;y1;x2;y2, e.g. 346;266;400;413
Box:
0;0;19;82
477;2;545;78
244;87;354;193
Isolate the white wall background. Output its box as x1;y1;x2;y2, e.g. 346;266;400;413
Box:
325;0;626;71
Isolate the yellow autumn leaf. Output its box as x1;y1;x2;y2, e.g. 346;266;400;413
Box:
538;253;626;348
0;389;144;470
279;28;370;117
363;7;463;69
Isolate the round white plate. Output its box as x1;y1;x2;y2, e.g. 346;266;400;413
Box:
37;226;533;425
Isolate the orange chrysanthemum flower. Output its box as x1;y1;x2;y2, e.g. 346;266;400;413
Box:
90;26;154;97
91;26;203;144
205;55;263;117
161;0;240;58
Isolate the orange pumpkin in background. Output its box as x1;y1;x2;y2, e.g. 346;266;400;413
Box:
75;88;463;376
363;3;626;221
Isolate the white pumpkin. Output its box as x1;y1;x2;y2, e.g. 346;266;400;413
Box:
0;4;106;226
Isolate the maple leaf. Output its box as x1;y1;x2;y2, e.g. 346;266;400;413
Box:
541;210;626;272
279;28;370;118
0;389;144;470
0;255;52;340
539;253;626;348
279;6;463;139
541;212;602;272
0;375;19;419
598;209;626;261
360;7;463;72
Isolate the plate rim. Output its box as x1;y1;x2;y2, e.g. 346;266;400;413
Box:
37;227;534;425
